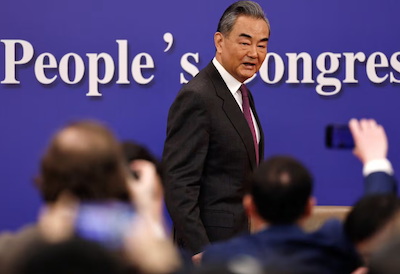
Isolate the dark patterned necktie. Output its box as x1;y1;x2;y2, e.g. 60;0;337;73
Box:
240;84;259;165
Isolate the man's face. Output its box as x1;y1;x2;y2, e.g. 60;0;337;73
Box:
215;15;270;83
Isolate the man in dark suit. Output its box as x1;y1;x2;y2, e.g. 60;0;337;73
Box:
202;119;398;273
162;1;270;257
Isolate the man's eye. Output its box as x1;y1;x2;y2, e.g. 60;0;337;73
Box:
241;43;249;46
258;45;266;48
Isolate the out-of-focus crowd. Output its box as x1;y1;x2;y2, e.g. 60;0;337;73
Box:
0;118;398;274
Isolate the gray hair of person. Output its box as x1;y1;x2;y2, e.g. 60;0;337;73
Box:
217;1;270;36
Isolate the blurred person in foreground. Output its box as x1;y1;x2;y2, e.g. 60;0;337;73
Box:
368;234;400;274
0;121;130;264
121;141;163;179
9;237;131;274
121;141;193;271
121;141;164;225
0;121;180;274
344;194;400;273
201;119;397;274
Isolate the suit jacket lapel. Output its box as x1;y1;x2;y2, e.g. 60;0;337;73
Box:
205;62;257;170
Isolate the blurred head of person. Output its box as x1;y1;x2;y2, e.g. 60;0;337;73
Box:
35;120;130;203
244;156;314;231
121;141;163;180
344;194;400;264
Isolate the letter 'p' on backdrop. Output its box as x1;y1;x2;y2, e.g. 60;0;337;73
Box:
1;0;399;230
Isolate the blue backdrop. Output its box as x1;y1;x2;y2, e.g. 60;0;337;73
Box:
1;0;399;230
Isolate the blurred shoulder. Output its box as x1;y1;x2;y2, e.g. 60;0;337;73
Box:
0;224;42;268
0;224;40;251
202;234;258;264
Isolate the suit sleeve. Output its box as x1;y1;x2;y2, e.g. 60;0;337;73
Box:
202;243;236;265
202;238;258;265
162;89;210;254
364;172;397;194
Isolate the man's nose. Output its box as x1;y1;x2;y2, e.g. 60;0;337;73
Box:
247;45;257;58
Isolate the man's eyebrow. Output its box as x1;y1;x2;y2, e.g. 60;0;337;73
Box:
239;33;252;39
239;33;269;42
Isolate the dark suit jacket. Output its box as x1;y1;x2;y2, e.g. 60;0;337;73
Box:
202;172;397;273
203;221;360;274
162;61;264;254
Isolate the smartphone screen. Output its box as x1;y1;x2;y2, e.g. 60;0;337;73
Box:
74;202;135;249
326;124;355;149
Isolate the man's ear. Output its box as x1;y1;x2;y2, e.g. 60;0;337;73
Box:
243;194;255;216
304;196;316;219
214;32;224;54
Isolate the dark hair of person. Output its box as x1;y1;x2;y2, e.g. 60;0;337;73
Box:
120;141;163;179
250;156;313;224
35;121;130;203
344;194;400;244
217;1;270;36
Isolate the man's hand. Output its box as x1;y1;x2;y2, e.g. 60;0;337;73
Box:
127;160;164;225
351;267;368;274
192;252;203;266
124;214;181;274
349;119;388;164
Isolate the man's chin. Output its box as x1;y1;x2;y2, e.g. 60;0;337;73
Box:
239;72;256;82
244;73;258;84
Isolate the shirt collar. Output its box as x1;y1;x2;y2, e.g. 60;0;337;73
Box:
212;57;242;97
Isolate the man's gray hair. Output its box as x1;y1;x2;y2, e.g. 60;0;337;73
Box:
217;1;270;36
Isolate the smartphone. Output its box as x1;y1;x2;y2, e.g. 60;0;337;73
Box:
74;202;135;249
325;124;355;149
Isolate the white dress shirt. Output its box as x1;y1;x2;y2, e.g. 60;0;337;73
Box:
212;57;260;144
363;158;394;176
